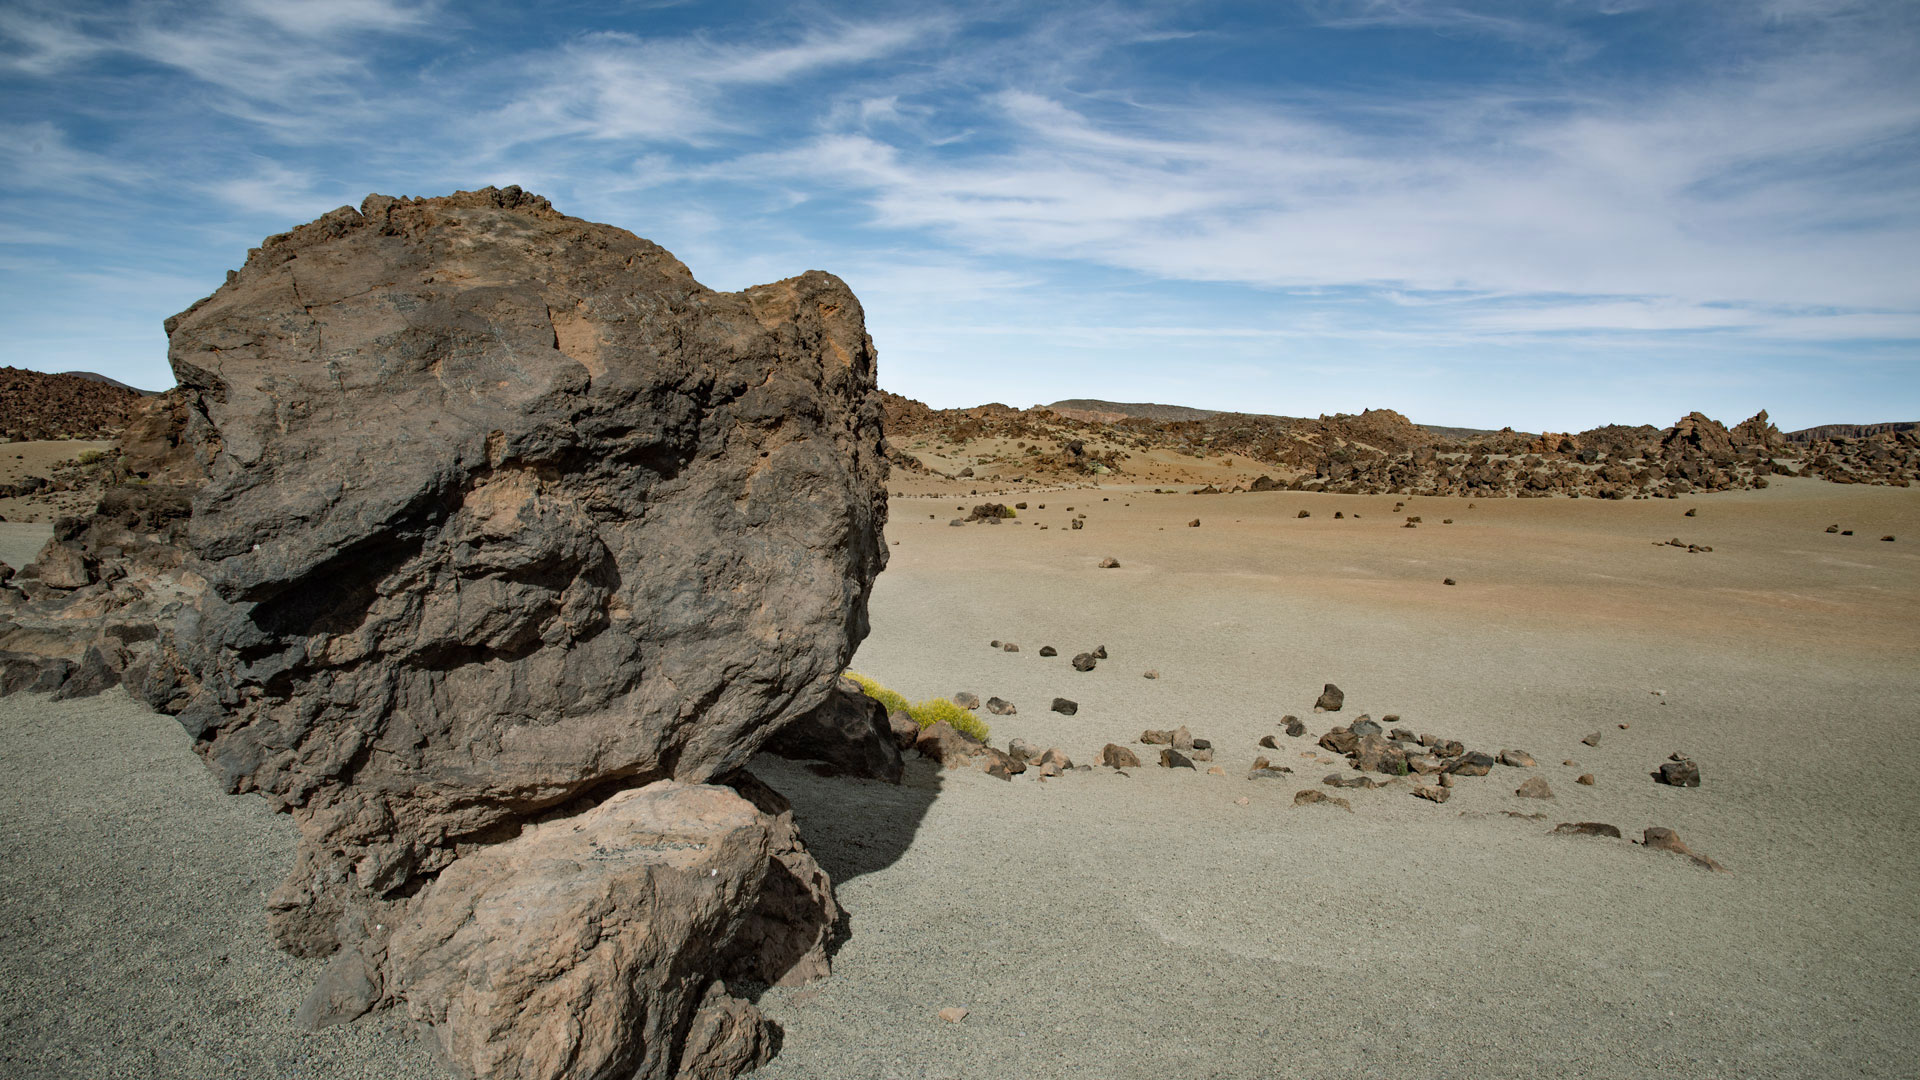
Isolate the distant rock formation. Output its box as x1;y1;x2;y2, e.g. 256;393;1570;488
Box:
3;187;889;1079
1786;420;1918;443
0;366;148;440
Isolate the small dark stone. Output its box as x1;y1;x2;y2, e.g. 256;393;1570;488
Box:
1445;752;1495;777
1656;759;1700;787
1283;717;1306;738
1313;683;1344;712
1092;645;1107;659
1050;697;1079;716
1348;716;1382;737
1071;653;1097;672
1258;734;1278;749
1297;510;1310;518
1038;646;1057;657
1001;642;1020;652
1581;731;1602;747
985;697;1016;716
1442;578;1456;586
1159;748;1195;769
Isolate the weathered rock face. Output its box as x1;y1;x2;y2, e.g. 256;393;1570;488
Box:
384;781;780;1080
145;187;888;963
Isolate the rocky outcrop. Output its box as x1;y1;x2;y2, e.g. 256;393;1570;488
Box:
5;188;887;1079
762;676;903;783
0;366;148;441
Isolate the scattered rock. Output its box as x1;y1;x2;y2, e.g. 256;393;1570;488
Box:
1442;577;1456;586
1159;748;1195;769
1323;773;1382;789
1497;750;1536;768
1100;744;1141;769
1071;652;1098;671
1581;731;1602;747
1552;822;1621;838
1351;734;1409;776
952;692;981;709
1882;535;1896;542
1098;557;1121;568
1293;790;1351;811
1188;519;1201;527
1389;726;1416;742
1050;697;1079;716
1283;716;1307;738
1641;827;1728;872
1001;642;1020;652
1207;766;1226;776
1142;669;1160;679
1684;507;1697;517
1297;510;1310;518
1171;726;1194;750
1412;785;1450;803
1445;752;1495;777
1038;646;1057;657
939;1007;970;1024
1317;728;1358;755
1313;683;1344;712
1093;645;1108;659
1258;734;1278;749
985;697;1016;716
1348;715;1382;737
1514;777;1554;799
1656;758;1701;787
1576;773;1595;786
1140;729;1172;744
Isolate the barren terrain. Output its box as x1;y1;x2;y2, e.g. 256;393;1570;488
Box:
3;476;1915;1078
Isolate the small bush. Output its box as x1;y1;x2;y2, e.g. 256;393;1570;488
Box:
907;697;990;742
844;671;910;716
77;449;109;466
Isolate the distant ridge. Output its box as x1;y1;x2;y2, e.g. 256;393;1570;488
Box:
1044;399;1226;423
59;370;161;395
1785;421;1917;443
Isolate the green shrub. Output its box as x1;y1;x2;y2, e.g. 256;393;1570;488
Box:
907;697;990;742
844;671;910;716
76;449;109;466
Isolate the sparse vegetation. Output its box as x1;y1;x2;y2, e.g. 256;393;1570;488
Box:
909;697;991;741
845;671;909;715
844;672;992;742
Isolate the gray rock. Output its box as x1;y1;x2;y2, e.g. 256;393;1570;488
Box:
1656;758;1701;787
1051;697;1079;716
1072;652;1098;671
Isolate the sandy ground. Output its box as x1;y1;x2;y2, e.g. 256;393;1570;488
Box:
0;440;115;526
3;478;1917;1078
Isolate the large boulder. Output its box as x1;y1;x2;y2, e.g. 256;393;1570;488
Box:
384;781;782;1080
146;188;888;964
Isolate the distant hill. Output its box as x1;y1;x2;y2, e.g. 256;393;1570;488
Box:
59;371;161;395
1;366;147;440
1785;421;1918;443
1044;399;1229;423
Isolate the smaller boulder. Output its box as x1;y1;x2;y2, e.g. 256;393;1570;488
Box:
1100;744;1141;769
1514;777;1554;799
1050;697;1079;716
1314;683;1344;712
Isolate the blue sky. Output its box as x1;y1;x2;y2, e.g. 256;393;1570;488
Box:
2;0;1916;430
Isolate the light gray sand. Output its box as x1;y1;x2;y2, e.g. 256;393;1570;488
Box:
3;480;1917;1078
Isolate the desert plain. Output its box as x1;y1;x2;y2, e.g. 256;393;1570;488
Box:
3;448;1916;1079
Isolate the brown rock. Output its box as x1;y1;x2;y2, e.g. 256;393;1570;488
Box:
1576;773;1595;786
1038;645;1057;656
1514;776;1554;799
1188;518;1201;527
952;691;981;709
1171;725;1194;751
1317;728;1358;755
1051;697;1079;716
1552;821;1621;838
938;1007;970;1024
1098;557;1120;568
1140;729;1173;744
1100;744;1141;768
1412;785;1450;803
1282;716;1307;738
1642;826;1728;872
384;782;784;1080
1351;734;1409;776
887;710;920;750
1072;652;1098;671
1293;790;1351;811
985;696;1016;716
1314;683;1345;712
1497;750;1536;768
1258;734;1278;749
1581;732;1603;747
1445;752;1495;777
1159;748;1195;769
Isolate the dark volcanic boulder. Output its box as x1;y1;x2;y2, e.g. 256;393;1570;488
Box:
762;676;903;783
148;190;887;999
